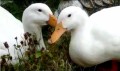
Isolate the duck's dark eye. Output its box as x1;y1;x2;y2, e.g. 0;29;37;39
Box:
67;14;71;17
38;9;42;12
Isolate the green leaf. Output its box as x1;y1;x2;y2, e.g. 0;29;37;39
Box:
36;51;41;58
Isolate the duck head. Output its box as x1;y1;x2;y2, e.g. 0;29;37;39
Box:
22;3;57;27
48;6;88;44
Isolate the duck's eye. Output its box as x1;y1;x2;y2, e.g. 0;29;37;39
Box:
67;14;71;17
38;9;42;12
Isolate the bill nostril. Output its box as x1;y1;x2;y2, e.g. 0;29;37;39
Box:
57;28;60;30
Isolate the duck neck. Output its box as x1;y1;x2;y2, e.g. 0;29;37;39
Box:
23;22;46;49
70;17;92;50
37;27;46;49
71;16;90;37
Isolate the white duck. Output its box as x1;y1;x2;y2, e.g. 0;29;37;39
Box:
22;3;57;50
49;6;120;67
0;3;57;64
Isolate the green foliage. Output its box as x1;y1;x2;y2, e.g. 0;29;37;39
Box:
1;32;81;71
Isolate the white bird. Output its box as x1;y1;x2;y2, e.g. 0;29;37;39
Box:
49;6;120;67
0;3;57;64
22;3;57;50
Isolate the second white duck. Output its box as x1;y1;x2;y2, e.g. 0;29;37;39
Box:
49;6;120;67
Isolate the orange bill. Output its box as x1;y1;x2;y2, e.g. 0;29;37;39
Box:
48;22;67;44
47;14;57;27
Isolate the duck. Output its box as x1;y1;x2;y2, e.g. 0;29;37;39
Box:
49;6;120;68
0;3;57;64
22;3;57;50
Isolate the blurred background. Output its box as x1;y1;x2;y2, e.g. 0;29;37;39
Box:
1;0;120;19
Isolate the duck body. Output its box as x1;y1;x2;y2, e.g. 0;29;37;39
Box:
50;6;120;67
0;6;24;46
0;6;24;63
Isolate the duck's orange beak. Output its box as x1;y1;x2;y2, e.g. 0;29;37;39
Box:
48;22;67;44
47;14;57;27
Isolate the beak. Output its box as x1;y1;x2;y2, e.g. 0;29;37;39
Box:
48;22;67;44
47;14;57;27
